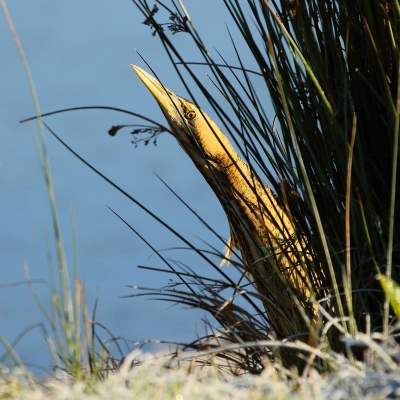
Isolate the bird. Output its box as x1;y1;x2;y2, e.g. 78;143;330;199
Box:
131;65;317;339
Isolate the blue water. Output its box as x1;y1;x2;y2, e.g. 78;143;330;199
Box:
0;1;272;373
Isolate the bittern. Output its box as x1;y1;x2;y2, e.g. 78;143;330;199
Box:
131;65;317;339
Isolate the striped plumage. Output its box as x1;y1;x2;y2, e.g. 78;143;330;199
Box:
131;65;317;338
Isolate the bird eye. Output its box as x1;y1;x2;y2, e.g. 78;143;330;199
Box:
185;110;196;120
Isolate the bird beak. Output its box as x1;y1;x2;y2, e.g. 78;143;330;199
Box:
130;65;175;116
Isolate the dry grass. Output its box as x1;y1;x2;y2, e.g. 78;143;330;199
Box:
1;346;400;400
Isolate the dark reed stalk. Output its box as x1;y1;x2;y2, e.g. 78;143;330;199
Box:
127;0;400;371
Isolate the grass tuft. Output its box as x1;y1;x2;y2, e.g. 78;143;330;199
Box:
3;0;400;393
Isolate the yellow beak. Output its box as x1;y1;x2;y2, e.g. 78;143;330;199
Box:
130;65;175;116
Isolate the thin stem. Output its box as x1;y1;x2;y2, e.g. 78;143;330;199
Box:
384;58;400;333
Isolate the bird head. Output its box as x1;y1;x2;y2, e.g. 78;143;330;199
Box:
131;65;237;169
